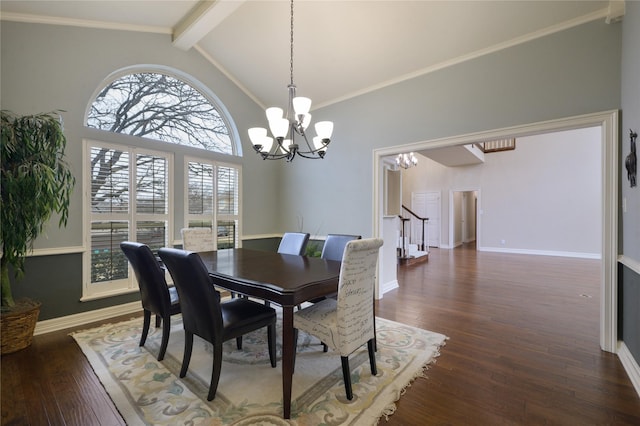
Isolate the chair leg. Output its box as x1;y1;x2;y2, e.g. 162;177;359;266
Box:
373;317;377;352
322;342;328;352
293;329;298;373
207;343;223;401
180;332;194;378
155;314;161;328
341;356;353;400
157;314;171;361
267;323;277;368
140;310;151;346
367;338;377;376
236;336;243;350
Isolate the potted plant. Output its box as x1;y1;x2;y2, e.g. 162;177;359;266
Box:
0;111;75;354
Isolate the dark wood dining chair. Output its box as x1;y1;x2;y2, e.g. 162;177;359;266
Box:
120;241;181;361
158;247;277;401
277;232;310;255
293;238;383;400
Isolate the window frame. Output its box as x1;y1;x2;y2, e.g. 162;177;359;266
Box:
183;156;242;250
82;140;174;301
82;65;243;301
84;66;242;157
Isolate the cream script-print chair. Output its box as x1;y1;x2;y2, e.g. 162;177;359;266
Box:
181;227;215;252
293;238;383;400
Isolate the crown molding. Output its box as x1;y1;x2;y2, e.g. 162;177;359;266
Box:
0;11;171;34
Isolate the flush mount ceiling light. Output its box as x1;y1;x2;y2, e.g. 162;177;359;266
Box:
248;0;333;162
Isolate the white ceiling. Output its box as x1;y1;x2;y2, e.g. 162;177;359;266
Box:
1;0;620;112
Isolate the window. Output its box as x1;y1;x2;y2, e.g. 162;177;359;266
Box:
185;158;241;250
87;71;234;155
84;143;171;299
83;68;241;300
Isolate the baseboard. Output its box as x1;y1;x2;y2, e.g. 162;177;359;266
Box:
478;246;600;259
34;301;141;335
380;279;399;296
618;341;640;399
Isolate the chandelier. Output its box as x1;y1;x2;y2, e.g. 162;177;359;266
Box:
248;0;333;162
396;152;418;169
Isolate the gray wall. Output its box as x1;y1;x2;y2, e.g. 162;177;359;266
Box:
276;19;621;237
620;2;640;362
401;127;602;256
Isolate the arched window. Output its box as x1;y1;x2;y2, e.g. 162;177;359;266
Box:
87;71;235;155
83;68;242;300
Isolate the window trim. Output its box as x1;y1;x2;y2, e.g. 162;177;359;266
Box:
82;139;174;300
183;156;243;249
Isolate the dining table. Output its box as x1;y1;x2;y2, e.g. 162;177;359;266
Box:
197;248;341;419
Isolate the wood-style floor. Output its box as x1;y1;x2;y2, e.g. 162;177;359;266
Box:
2;244;640;425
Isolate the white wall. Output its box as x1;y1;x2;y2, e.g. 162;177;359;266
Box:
402;127;602;258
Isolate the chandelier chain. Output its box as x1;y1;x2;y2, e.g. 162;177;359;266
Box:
290;0;294;86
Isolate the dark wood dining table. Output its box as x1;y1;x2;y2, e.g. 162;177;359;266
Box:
197;248;341;419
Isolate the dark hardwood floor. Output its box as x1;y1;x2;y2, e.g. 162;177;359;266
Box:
2;244;639;425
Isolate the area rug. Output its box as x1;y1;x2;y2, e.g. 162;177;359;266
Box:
71;308;447;425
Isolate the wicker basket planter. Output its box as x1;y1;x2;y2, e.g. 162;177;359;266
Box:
1;299;41;355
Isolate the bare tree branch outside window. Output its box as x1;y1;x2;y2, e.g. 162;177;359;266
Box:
87;73;232;154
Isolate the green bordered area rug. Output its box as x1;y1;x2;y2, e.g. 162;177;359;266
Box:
71;310;447;425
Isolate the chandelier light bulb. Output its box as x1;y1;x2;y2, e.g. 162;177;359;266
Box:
292;97;311;115
270;118;289;139
315;121;333;140
266;107;283;122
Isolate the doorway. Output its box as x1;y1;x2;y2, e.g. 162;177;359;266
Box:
450;190;478;249
374;110;619;353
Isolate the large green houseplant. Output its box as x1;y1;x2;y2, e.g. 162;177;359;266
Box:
0;111;75;352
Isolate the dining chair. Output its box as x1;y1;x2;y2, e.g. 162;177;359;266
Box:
320;234;362;262
306;234;363;331
293;238;383;400
182;226;240;298
120;242;181;361
158;247;277;401
181;227;215;252
277;232;310;256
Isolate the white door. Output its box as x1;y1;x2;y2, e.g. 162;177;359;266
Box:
411;191;441;248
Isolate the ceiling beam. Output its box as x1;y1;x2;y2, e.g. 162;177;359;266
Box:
172;0;245;50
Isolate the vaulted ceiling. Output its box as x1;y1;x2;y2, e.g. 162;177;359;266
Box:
1;0;621;113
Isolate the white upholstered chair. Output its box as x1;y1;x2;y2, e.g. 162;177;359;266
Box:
293;238;383;400
181;227;215;252
181;227;238;298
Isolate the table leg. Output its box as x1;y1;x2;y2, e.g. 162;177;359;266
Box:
282;305;294;419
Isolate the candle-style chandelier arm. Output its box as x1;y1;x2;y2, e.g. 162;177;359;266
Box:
247;0;333;162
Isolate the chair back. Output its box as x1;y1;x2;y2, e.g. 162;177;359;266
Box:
336;238;383;355
120;242;172;315
158;248;222;342
321;234;362;262
277;232;310;256
181;227;215;252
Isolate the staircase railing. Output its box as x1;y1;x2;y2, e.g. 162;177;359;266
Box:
398;205;429;258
